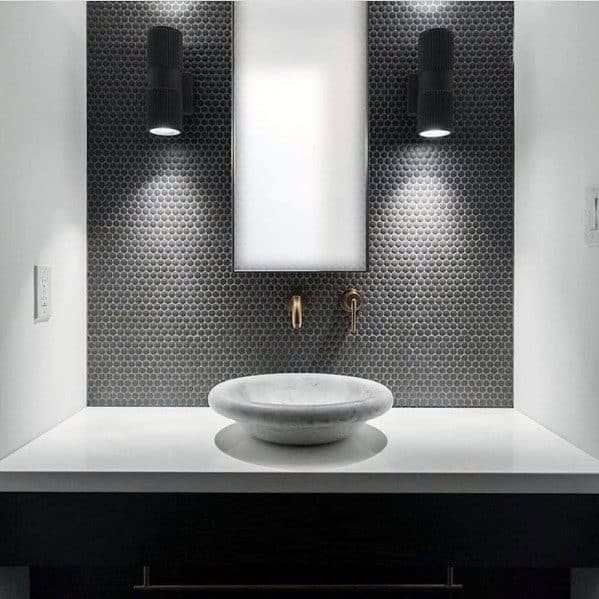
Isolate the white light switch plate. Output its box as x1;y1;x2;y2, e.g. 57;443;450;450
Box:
585;186;599;246
34;265;51;323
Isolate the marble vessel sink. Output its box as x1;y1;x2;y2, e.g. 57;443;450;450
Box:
208;373;393;445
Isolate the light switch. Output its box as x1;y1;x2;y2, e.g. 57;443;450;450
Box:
586;186;599;246
34;265;51;323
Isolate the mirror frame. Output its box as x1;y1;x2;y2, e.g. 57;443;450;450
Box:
230;2;370;273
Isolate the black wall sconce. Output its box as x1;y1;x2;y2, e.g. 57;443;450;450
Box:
407;27;454;138
147;26;193;137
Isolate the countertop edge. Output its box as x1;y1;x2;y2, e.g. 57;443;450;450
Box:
1;471;599;493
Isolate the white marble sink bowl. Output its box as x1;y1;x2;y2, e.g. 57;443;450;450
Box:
208;373;393;445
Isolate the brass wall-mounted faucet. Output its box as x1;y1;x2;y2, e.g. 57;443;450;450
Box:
286;292;306;330
340;288;364;334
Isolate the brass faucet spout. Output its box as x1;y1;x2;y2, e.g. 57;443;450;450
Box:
286;293;306;330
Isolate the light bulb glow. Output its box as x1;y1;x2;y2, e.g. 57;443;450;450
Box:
419;128;451;138
150;127;181;137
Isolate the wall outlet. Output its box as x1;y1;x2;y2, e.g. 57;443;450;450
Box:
586;186;599;246
34;265;51;323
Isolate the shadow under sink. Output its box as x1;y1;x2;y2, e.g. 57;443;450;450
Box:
214;423;387;470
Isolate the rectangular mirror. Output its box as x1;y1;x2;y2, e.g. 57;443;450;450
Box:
233;0;368;272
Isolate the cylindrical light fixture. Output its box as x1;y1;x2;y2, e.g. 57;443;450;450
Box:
147;26;193;137
407;27;454;139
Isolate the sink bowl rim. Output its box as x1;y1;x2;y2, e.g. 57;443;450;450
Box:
208;373;394;427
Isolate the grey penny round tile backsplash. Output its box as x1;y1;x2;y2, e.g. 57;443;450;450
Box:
87;1;513;407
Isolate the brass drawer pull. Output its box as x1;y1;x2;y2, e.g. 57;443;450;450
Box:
134;565;462;592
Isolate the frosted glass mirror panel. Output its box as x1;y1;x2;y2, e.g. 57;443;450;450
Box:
233;0;368;272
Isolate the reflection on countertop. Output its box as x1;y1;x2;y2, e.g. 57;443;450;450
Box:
215;423;387;470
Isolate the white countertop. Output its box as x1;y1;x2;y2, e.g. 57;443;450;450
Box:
1;407;599;493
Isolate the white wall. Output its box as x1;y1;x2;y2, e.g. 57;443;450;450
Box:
0;2;86;458
0;568;29;599
515;2;599;458
572;570;599;599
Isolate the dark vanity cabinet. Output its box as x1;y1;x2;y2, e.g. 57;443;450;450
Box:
1;493;598;598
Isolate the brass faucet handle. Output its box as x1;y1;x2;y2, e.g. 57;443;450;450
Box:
340;288;364;334
286;292;306;330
